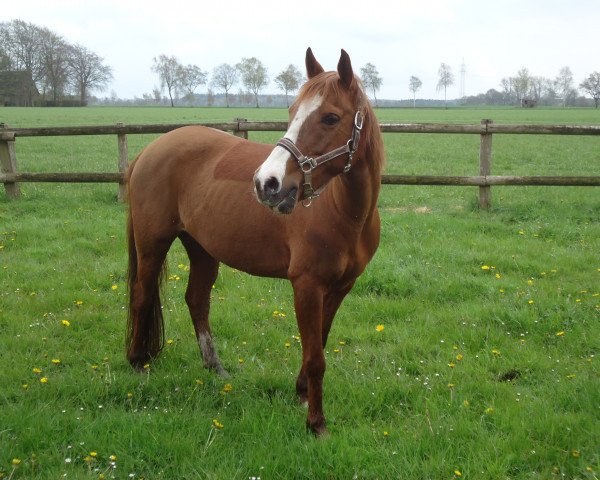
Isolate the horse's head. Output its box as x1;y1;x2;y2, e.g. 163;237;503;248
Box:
253;48;366;214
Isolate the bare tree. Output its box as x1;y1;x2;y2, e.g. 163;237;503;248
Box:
39;28;71;103
178;64;207;105
408;75;422;108
511;68;531;104
68;44;112;105
360;62;382;107
580;72;600;108
554;66;574;107
274;64;303;107
211;63;238;107
237;57;269;108
152;54;181;107
436;63;454;108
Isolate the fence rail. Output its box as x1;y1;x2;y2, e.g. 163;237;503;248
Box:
2;119;600;208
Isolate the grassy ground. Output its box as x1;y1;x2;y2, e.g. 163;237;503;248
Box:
0;106;599;479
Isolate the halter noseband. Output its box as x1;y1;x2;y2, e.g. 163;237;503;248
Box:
276;111;363;207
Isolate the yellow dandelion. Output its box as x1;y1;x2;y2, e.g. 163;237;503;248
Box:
492;348;501;356
22;383;29;390
456;353;463;361
32;367;42;374
222;383;233;393
111;284;118;290
91;364;99;370
51;359;61;365
495;273;501;279
89;451;97;458
339;340;346;346
481;265;491;271
376;324;384;332
74;300;83;306
40;377;48;383
448;362;456;368
61;319;71;327
462;399;470;407
383;431;389;437
12;458;21;466
527;299;534;305
447;383;456;389
454;470;462;477
127;392;133;398
143;363;150;370
567;374;576;379
238;358;245;364
556;331;565;337
212;419;224;429
109;454;117;462
527;279;534;286
572;450;581;458
166;339;174;345
333;348;340;353
485;407;494;414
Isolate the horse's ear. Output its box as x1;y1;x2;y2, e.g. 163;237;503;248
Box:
306;47;324;79
337;49;354;90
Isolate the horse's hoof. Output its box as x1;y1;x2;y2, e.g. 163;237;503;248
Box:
214;365;230;378
307;418;328;437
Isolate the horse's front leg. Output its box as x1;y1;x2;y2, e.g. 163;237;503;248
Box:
292;276;328;436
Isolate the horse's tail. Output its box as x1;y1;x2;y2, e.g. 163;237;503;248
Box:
125;157;166;368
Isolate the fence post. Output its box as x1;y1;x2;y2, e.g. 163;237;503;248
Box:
232;118;248;139
117;123;128;202
0;127;21;199
479;119;493;209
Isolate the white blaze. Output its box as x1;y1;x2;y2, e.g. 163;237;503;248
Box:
255;94;322;189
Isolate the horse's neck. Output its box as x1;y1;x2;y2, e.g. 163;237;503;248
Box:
331;150;381;226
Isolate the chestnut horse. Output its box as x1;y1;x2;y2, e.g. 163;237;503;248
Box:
126;48;384;435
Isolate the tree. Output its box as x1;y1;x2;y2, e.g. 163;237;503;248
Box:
580;72;600;108
408;75;422;108
178;64;207;105
236;57;269;108
40;28;70;103
211;63;238;107
68;44;112;105
554;66;574;107
152;54;181;107
274;64;303;107
436;63;454;108
511;68;531;104
360;62;382;107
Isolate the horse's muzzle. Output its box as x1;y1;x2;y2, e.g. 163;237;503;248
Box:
253;175;298;215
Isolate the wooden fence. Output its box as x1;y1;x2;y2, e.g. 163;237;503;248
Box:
1;119;599;208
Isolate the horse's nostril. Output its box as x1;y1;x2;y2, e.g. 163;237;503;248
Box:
264;176;280;196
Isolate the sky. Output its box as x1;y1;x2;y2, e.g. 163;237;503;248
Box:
4;0;600;101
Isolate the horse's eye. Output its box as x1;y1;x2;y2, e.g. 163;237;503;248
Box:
322;114;340;126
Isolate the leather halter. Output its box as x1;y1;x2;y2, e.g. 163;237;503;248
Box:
276;111;363;207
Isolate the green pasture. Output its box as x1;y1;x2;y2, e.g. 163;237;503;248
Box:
0;106;599;479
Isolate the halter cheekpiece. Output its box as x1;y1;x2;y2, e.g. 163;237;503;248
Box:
276;111;363;207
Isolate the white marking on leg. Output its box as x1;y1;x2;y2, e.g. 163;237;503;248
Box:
255;94;323;189
198;331;228;376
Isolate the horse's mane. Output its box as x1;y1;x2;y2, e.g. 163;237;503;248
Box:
295;72;385;174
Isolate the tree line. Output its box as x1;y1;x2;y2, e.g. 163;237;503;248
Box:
150;54;384;108
2;19;600;108
0;19;113;106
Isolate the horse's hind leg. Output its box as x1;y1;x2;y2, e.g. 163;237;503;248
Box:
127;239;173;369
179;232;228;376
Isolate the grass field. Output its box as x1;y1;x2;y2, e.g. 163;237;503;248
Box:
1;106;599;479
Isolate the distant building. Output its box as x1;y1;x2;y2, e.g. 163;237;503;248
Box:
0;71;40;106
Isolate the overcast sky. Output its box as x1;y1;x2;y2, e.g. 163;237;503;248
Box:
4;0;600;100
